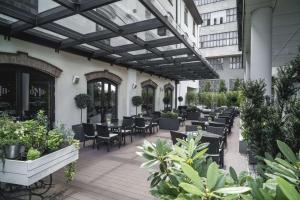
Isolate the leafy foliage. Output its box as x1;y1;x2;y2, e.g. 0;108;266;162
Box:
138;138;300;200
74;93;91;109
199;92;242;108
161;112;179;119
204;81;212;92
27;147;41;160
186;91;198;106
219;80;227;93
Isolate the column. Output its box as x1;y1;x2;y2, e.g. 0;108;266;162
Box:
250;7;272;96
245;53;250;81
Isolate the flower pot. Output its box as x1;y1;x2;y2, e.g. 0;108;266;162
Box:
19;145;26;159
5;145;20;159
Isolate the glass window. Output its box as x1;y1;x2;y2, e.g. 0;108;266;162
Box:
226;8;237;23
164;88;173;111
207;57;224;70
194;0;224;6
193;21;196;36
184;6;188;26
199;31;238;49
230;56;243;69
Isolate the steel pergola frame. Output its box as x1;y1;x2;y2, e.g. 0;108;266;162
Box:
0;0;218;81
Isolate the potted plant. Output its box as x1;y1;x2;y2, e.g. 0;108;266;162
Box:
159;112;180;130
178;96;183;106
74;93;91;123
132;96;143;115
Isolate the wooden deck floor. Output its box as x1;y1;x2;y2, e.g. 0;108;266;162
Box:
48;117;248;200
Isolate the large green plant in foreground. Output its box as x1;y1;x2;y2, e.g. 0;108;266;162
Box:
137;137;300;199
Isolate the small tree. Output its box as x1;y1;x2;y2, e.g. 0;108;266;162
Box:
178;96;183;106
232;79;241;91
163;96;171;110
74;94;91;123
204;81;211;92
219;80;227;93
186;92;197;106
132;96;143;115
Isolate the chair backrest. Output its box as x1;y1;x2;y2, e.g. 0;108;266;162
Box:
82;123;95;136
96;124;110;137
111;118;119;123
214;118;226;124
208;122;225;128
199;116;209;121
122;118;134;128
170;131;187;145
185;125;198;132
201;137;220;154
152;111;161;119
206;126;224;136
135;117;145;127
191;121;206;130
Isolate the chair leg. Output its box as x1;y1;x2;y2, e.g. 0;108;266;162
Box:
93;139;95;149
83;139;86;148
107;140;110;152
130;134;133;143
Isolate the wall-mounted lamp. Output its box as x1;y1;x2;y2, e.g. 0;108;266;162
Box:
132;83;137;89
72;76;80;84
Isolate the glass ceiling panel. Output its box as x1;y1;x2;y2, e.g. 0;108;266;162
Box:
95;0;155;26
33;27;68;39
128;49;148;55
137;28;174;42
80;44;100;51
55;14;98;34
0;14;18;24
38;0;60;13
104;36;133;47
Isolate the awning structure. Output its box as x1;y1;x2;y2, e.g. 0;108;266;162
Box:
0;0;219;81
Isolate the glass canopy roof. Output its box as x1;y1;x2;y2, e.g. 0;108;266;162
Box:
0;0;218;81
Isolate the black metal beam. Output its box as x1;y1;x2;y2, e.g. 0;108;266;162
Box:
116;48;191;62
59;18;164;49
139;0;218;78
8;0;121;33
0;1;36;24
131;56;199;67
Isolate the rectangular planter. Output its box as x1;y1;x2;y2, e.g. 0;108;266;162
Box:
159;118;180;130
0;145;79;186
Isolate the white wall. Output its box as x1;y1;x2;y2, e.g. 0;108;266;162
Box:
177;80;199;105
0;37;175;128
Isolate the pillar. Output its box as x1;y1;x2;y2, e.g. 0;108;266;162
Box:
250;7;272;96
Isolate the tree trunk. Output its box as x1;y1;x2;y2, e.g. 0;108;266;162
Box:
80;109;82;124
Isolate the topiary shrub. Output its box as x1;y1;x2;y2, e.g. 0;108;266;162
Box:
178;96;183;106
132;96;143;115
74;94;91;123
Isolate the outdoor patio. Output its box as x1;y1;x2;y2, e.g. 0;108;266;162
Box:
48;117;247;200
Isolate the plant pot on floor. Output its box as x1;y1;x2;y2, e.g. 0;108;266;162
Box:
5;144;20;159
159;118;180;130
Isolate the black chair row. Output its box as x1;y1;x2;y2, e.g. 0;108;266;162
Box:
170;130;224;168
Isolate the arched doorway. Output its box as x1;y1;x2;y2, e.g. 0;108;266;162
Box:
0;52;61;126
86;70;121;123
141;79;157;115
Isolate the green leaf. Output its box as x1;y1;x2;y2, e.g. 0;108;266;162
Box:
141;159;159;168
229;167;238;183
277;177;300;200
181;162;204;190
277;140;297;163
179;183;204;196
215;187;251;194
207;162;219;190
192;148;208;161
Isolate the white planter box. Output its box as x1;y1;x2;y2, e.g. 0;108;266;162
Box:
0;145;79;186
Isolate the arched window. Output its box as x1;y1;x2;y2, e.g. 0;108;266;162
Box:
164;87;173;111
141;79;157;115
0;64;55;125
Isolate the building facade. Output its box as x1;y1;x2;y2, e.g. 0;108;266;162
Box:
0;0;216;128
195;0;244;92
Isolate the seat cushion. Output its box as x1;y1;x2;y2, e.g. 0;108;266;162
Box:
98;133;118;139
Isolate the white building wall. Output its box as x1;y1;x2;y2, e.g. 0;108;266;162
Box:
0;37;174;128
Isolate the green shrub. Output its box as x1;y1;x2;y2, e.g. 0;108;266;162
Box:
186;91;198;106
132;96;143;115
161;112;178;119
137;138;300;200
27;148;41;160
47;129;64;151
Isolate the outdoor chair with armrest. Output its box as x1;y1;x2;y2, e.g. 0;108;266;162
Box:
191;121;206;130
206;126;227;145
120;117;134;144
82;123;97;148
201;136;224;168
170;130;187;145
96;124;120;152
134;117;150;136
185;125;198;132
